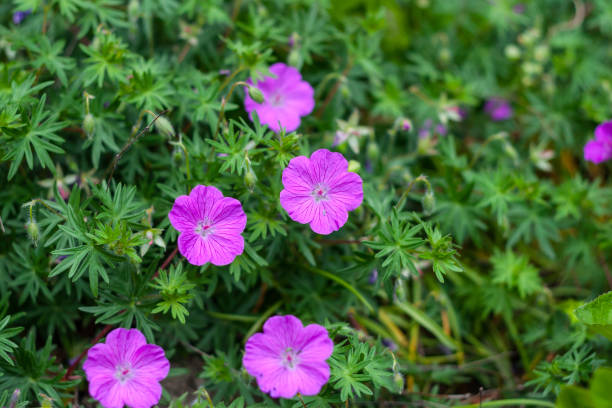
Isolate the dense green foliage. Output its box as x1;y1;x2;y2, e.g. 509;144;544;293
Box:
1;0;612;406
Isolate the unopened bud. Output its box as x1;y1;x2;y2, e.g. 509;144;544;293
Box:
172;148;184;166
534;45;549;62
288;48;302;68
244;168;257;192
26;219;39;247
248;86;265;104
347;160;361;172
367;142;380;161
422;190;435;215
393;371;405;394
505;44;521;60
83;113;95;137
154;116;175;138
438;48;451;64
503;142;518;162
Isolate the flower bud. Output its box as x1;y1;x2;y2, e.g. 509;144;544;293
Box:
288;48;302;68
26;219;39;247
83;113;95;138
367;141;380;162
438;48;451;64
422;190;435;216
172;148;184;166
244;168;257;192
534;44;549;62
347;160;361;172
248;86;265;104
505;44;521;60
154;116;175;138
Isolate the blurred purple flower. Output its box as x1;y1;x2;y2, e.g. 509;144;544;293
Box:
244;63;314;133
584;120;612;164
382;338;398;351
369;269;378;284
513;4;526;14
13;10;31;24
435;124;447;136
484;98;513;121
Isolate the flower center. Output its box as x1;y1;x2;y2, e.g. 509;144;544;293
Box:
269;92;284;107
194;219;214;238
114;363;133;384
280;347;300;370
311;183;329;203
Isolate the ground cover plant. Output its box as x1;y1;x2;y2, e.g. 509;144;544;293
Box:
1;0;612;407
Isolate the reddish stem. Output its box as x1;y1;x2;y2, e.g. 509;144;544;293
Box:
61;246;179;381
61;324;113;381
314;59;353;119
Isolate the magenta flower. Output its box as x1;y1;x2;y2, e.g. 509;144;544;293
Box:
280;149;363;235
244;63;315;133
83;328;170;408
168;185;246;266
243;315;334;399
484;98;513;121
584;120;612;164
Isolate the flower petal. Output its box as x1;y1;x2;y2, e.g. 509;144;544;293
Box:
132;344;170;381
189;185;224;221
206;233;244;266
295;361;331;396
280;190;316;225
168;195;198;233
90;377;124;408
123;377;163;408
178;231;211;266
309;201;348;235
329;171;363;211
83;343;116;380
263;315;303;348
210;197;247;236
295;324;334;362
104;328;147;363
284;81;315;116
282;155;314;194
594;121;612;143
309;149;349;185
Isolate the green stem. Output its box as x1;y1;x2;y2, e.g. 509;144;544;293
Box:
395;175;432;211
243;300;283;342
205;311;258;322
457;398;555;408
306;266;374;313
212;80;250;143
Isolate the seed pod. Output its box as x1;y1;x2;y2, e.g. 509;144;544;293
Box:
26;219;39;247
248;86;265;104
288;48;302;68
83;113;95;138
154;116;175;138
347;160;361;172
172;148;184;166
366;141;380;162
244;168;257;192
422;190;435;215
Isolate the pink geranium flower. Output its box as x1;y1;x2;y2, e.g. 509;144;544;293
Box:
83;328;170;408
280;149;363;235
244;63;315;133
243;315;334;399
584;120;612;164
484;98;513;121
168;185;246;266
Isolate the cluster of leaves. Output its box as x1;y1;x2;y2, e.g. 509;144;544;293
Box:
0;0;611;407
